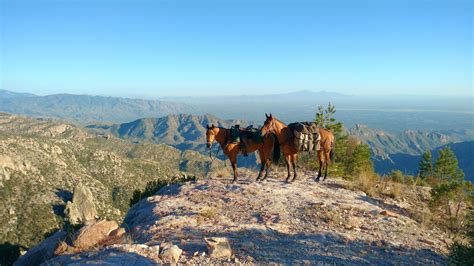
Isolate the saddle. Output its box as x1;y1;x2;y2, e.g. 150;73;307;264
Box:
229;125;263;144
288;122;321;152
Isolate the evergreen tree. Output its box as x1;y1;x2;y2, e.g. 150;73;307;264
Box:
314;102;343;135
434;147;464;182
430;147;472;245
314;103;346;164
346;143;373;175
418;149;433;179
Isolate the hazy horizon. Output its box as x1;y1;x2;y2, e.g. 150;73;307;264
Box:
2;88;473;100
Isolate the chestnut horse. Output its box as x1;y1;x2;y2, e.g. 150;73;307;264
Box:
206;124;279;182
260;114;335;182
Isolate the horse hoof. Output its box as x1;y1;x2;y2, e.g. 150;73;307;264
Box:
315;178;320;182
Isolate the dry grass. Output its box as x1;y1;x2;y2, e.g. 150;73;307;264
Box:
321;210;342;225
387;182;402;200
197;208;218;224
212;167;230;178
353;171;379;197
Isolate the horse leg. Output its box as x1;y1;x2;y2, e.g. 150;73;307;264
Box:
230;155;238;183
262;148;271;180
256;150;265;181
324;150;331;181
285;156;291;182
291;154;298;182
316;150;323;182
257;163;265;181
263;159;271;180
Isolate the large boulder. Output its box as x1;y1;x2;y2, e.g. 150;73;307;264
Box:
14;231;67;266
64;184;97;225
54;221;124;256
204;237;232;259
72;220;119;250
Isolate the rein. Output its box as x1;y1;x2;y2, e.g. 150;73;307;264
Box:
208;127;229;166
209;144;221;162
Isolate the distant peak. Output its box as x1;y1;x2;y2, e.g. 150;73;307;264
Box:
285;90;348;97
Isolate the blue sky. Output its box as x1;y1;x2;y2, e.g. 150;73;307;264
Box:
1;0;472;97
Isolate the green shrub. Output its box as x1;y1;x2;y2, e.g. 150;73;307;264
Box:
449;210;474;265
404;175;415;185
389;170;404;183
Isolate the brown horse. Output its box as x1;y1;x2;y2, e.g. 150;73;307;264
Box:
206;124;279;182
260;114;335;182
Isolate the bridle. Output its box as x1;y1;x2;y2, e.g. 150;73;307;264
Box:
207;128;227;166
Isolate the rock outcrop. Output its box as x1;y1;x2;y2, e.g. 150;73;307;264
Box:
53;220;124;256
40;172;449;264
72;220;118;249
64;184;98;225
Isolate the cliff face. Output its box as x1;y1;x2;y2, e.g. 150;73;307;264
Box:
42;172;447;265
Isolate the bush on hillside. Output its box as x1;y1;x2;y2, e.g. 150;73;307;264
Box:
449;209;474;265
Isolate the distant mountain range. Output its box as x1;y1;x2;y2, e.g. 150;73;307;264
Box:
162;89;474;131
349;124;474;159
349;125;474;181
2;89;473;131
0;89;198;123
87;114;258;166
88;113;474;181
371;141;474;182
88;114;252;152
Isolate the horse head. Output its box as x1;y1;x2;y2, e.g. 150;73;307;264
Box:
206;124;217;149
261;113;276;136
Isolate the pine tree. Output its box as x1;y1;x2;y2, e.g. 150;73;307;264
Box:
314;102;343;134
346;143;373;175
418;149;433;179
314;103;346;163
434;147;464;182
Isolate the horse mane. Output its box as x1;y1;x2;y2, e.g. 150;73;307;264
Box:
273;118;287;127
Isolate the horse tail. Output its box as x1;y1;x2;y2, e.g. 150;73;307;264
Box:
272;133;281;163
330;137;335;163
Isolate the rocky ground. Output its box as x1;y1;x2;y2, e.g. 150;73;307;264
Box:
39;170;448;265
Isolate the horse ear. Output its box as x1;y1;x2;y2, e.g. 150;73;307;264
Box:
211;124;215;128
206;124;209;129
269;113;273;119
265;113;269;119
